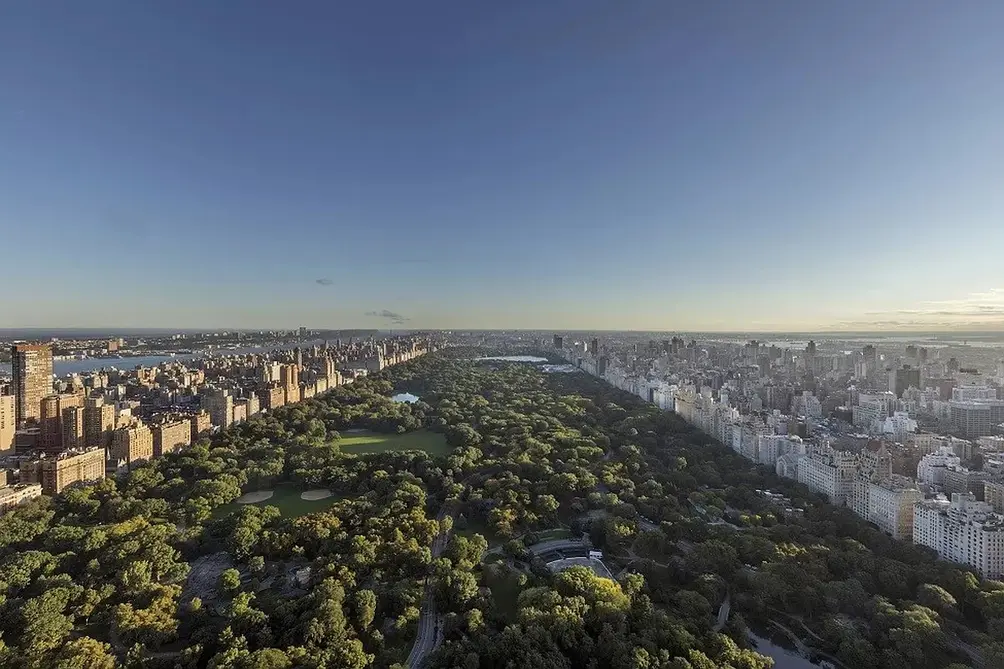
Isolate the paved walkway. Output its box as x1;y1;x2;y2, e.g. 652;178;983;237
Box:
713;593;731;632
406;508;452;668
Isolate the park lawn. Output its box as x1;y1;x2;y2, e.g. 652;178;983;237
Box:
455;516;505;548
213;482;342;519
531;528;574;544
484;563;525;620
337;429;451;456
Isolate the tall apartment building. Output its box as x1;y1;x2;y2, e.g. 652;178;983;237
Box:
259;385;285;410
232;401;248;424
110;422;154;472
38;392;84;453
889;365;921;398
152;419;191;457
0;483;43;512
190;411;212;442
985;481;1004;514
795;446;860;505
83;397;116;450
62;406;86;450
944;466;988;499
20;447;106;494
0;394;15;454
756;434;805;467
280;365;300;404
949;386;1004;438
914;493;1004;578
916;446;962;485
11;344;53;426
849;475;923;540
204;389;234;430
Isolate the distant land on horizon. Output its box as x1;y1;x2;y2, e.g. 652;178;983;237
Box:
0;327;386;340
2;327;1004;342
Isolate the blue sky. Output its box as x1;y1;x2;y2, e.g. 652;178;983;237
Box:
2;1;1003;331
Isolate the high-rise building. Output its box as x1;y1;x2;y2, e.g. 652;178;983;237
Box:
280;365;300;404
848;475;922;540
259;385;286;410
38;392;84;453
0;394;15;454
589;338;599;356
111;422;154;472
914;493;1004;578
11;344;53;427
0;483;43;512
553;334;563;350
83;397;116;450
889;365;921;398
152;419;191;457
795;446;858;505
949;386;1004;438
62;406;86;450
985;481;1004;514
190;411;212;442
20;447;106;494
203;389;234;429
916;446;962;485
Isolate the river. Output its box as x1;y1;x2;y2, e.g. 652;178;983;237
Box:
0;340;327;377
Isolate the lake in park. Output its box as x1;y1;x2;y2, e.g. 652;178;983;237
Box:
391;393;420;403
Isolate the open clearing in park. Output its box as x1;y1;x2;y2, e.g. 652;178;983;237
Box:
214;482;341;519
337;429;451;456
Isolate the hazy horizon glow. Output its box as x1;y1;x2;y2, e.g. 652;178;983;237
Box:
3;2;1003;331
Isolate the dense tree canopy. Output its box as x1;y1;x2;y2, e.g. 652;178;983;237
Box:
0;349;997;667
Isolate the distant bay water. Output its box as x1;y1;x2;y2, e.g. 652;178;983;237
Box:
0;340;326;377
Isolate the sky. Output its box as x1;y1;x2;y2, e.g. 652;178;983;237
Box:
2;1;1004;332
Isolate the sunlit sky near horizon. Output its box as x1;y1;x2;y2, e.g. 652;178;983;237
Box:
2;1;1004;332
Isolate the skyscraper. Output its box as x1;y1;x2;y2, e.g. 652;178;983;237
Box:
889;365;921;398
11;344;53;427
0;394;15;453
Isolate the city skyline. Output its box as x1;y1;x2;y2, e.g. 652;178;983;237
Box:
4;2;1004;331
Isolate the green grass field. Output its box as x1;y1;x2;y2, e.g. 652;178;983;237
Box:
337;429;451;456
455;515;505;548
530;528;574;544
214;482;341;519
484;563;525;619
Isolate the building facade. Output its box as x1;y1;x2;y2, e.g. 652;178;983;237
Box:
153;419;190;457
21;447;106;494
0;483;43;513
111;423;154;472
914;493;1004;578
11;344;53;426
0;394;15;454
83;397;116;450
795;446;859;505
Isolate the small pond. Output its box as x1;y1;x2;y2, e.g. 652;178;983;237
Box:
391;392;420;403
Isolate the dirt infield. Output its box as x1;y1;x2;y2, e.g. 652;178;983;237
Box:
300;489;333;501
236;490;274;504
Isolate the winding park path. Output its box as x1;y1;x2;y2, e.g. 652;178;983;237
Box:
406;506;451;668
